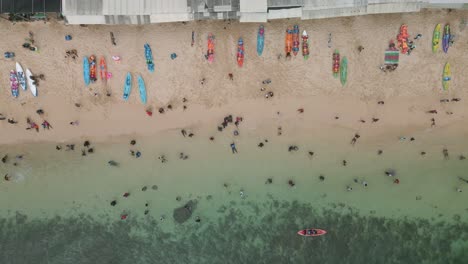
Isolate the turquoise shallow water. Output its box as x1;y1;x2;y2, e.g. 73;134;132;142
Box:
0;130;467;263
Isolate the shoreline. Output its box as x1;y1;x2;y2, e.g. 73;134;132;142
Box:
0;93;466;147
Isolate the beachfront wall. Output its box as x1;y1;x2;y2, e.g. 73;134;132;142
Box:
63;0;190;24
61;0;467;24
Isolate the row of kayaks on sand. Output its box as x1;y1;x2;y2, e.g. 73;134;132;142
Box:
83;55;107;86
396;23;453;55
9;62;37;97
332;50;348;86
284;25;309;59
432;23;452;53
82;56;147;104
206;24;310;66
123;72;147;104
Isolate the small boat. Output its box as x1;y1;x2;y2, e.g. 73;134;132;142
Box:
237;37;245;67
442;24;450;53
340;56;348;86
332;50;340;78
83;56;90;86
89;55;97;82
144;44;155;72
138;75;147;104
297;229;327;237
257;25;264;56
432;24;441;53
123;72;132;101
26;69;37;97
285;27;293;57
442;62;451;91
10;70;19;98
292;25;300;56
397;24;409;54
99;57;107;80
16;62;27;90
302;30;309;60
207;33;215;63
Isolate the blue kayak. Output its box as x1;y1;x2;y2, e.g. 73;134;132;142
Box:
138;75;147;104
257;25;264;56
123;72;132;101
144;44;155;72
83;56;90;86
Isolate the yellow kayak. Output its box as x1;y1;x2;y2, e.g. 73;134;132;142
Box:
432;24;441;53
442;62;451;91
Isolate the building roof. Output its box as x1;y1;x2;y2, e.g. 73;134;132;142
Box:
1;0;61;13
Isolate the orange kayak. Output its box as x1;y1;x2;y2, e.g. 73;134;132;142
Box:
297;229;327;237
397;24;409;54
99;57;107;80
285;27;293;57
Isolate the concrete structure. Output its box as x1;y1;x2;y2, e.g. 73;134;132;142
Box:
61;0;468;25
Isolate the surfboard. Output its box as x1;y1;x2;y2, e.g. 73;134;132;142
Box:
123;72;132;101
83;56;90;86
138;75;147;104
26;69;37;97
16;62;27;90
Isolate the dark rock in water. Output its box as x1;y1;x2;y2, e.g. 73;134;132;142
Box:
173;200;197;224
151;185;158;190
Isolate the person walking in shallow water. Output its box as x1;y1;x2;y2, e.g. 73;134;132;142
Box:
230;142;238;153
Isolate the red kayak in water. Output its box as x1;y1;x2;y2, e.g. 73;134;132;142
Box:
297;229;327;237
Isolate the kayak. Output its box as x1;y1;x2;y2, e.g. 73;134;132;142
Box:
332;50;340;78
285;27;293;57
123;72;132;101
302;30;309;60
83;56;90;86
9;70;19;98
207;33;215;63
442;24;450;53
16;62;26;90
257;25;264;56
99;57;107;80
237;37;244;67
144;43;155;72
292;25;300;56
432;24;441;53
397;24;409;54
340;56;348;86
89;55;97;82
138;75;147;104
442;62;451;91
26;69;37;97
297;229;327;237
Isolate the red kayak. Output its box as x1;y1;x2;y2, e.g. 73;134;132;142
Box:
297;229;327;237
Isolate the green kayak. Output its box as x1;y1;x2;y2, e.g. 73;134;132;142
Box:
340;56;348;86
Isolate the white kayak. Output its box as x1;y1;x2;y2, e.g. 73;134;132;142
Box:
26;69;37;97
16;62;27;90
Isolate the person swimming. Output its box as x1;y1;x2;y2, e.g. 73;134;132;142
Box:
240;189;245;199
108;160;119;166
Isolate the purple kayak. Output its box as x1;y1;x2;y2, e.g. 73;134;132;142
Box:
442;24;450;53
